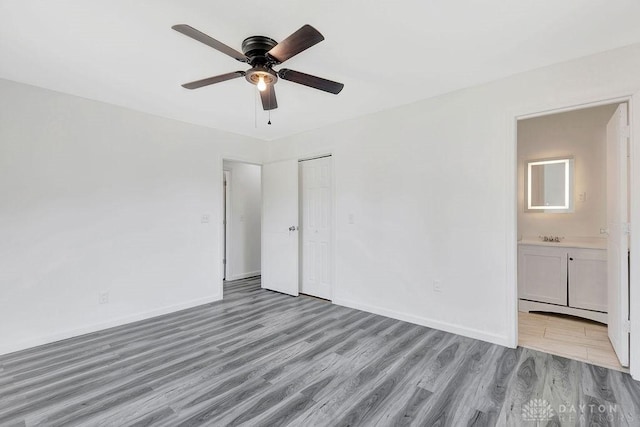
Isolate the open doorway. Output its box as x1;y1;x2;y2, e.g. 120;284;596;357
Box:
222;160;262;291
516;102;630;371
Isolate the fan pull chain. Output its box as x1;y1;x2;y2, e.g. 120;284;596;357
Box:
267;88;272;125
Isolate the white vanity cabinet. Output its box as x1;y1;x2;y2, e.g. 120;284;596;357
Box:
518;243;607;321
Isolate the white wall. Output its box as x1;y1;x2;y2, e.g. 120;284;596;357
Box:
265;44;640;353
517;104;618;238
0;78;264;355
4;43;640;378
223;161;261;280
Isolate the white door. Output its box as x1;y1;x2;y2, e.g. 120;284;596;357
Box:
606;103;630;367
261;159;299;296
300;156;333;300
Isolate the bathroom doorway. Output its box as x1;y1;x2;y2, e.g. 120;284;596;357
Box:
515;101;630;371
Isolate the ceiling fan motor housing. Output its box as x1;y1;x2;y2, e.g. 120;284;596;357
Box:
241;36;277;63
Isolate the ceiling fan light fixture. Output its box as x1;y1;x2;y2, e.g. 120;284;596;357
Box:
245;68;276;90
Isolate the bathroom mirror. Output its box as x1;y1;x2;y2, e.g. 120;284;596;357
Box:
526;157;574;213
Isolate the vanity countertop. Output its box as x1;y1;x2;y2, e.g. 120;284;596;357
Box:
518;237;607;250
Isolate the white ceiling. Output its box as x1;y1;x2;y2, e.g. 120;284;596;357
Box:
1;1;640;141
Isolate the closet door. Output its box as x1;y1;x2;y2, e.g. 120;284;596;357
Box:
299;156;333;300
568;249;607;312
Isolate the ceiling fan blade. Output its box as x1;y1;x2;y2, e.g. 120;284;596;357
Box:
182;71;246;89
260;85;278;110
278;69;344;94
172;24;248;62
267;25;324;63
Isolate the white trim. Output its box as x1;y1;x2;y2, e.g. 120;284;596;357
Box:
505;106;519;349
519;299;607;324
516;96;633;121
629;90;640;380
220;155;263;167
333;297;510;347
223;169;232;280
218;155;226;299
0;294;222;356
331;153;336;303
227;270;261;281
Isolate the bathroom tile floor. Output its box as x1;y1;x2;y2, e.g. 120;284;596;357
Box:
518;311;628;372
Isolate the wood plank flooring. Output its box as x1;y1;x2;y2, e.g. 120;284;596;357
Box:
1;276;640;426
519;311;628;372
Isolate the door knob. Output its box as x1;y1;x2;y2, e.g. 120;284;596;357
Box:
289;226;298;231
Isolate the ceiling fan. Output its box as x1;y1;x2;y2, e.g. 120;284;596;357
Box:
172;24;344;111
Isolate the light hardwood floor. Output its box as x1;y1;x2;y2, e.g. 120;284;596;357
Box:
1;277;640;426
519;311;628;372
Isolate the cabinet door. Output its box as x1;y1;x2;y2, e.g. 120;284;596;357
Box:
568;248;607;312
518;245;567;306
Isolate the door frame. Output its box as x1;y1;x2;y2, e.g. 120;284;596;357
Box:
223;169;231;280
298;154;335;301
219;156;262;297
506;92;640;379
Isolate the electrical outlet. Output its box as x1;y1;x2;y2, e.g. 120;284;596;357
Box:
579;192;587;202
348;213;355;224
433;280;442;293
99;292;109;305
201;214;210;224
